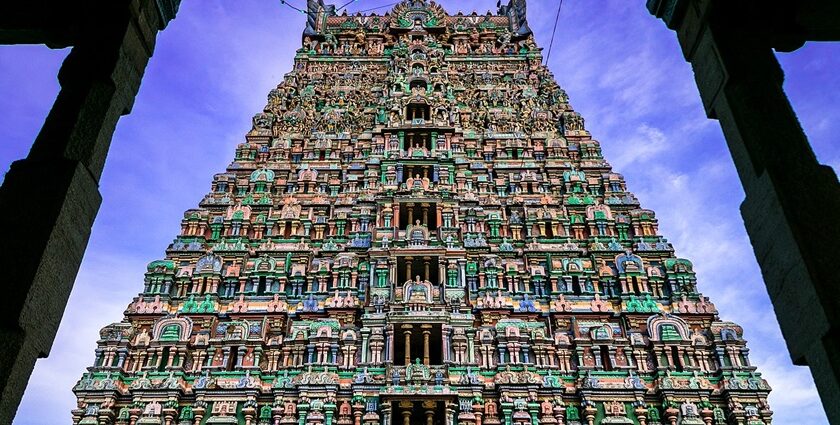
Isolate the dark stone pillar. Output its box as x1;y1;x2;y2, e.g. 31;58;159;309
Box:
649;0;840;422
0;1;178;422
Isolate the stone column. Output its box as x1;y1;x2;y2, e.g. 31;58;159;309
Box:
406;260;413;283
401;402;412;425
389;261;397;290
331;343;339;365
361;328;370;364
648;2;840;422
325;404;335;425
445;402;456;425
93;349;104;368
386;325;394;363
404;327;412;365
116;349;127;369
441;326;452;363
423;328;431;366
624;347;635;368
467;329;476;364
459;260;467;288
425;403;435;425
382;402;392;425
528;403;539;425
0;1;179;421
236;346;246;367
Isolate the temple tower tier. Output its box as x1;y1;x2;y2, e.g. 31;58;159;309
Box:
72;1;772;424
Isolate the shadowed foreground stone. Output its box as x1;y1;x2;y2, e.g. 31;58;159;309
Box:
0;0;179;422
648;0;840;422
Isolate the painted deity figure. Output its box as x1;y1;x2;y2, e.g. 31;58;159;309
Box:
406;275;430;302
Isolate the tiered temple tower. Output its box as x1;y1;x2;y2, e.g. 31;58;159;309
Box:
72;1;773;424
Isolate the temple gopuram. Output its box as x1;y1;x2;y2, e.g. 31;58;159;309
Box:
72;1;774;424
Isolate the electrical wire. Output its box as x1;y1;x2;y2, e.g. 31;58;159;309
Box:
355;1;399;13
280;0;306;14
545;0;564;63
282;0;397;16
337;0;359;12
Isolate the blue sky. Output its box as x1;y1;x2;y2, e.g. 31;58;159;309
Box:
1;1;837;423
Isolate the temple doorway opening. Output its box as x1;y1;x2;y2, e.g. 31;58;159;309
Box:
407;103;430;122
397;256;439;285
399;202;438;229
394;400;446;425
394;324;443;366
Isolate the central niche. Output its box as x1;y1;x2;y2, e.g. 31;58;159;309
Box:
402;164;434;184
397;256;439;286
405;131;433;153
393;324;443;366
406;103;430;121
399;202;438;230
409;79;428;92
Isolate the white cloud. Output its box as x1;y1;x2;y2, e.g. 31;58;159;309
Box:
603;123;669;170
